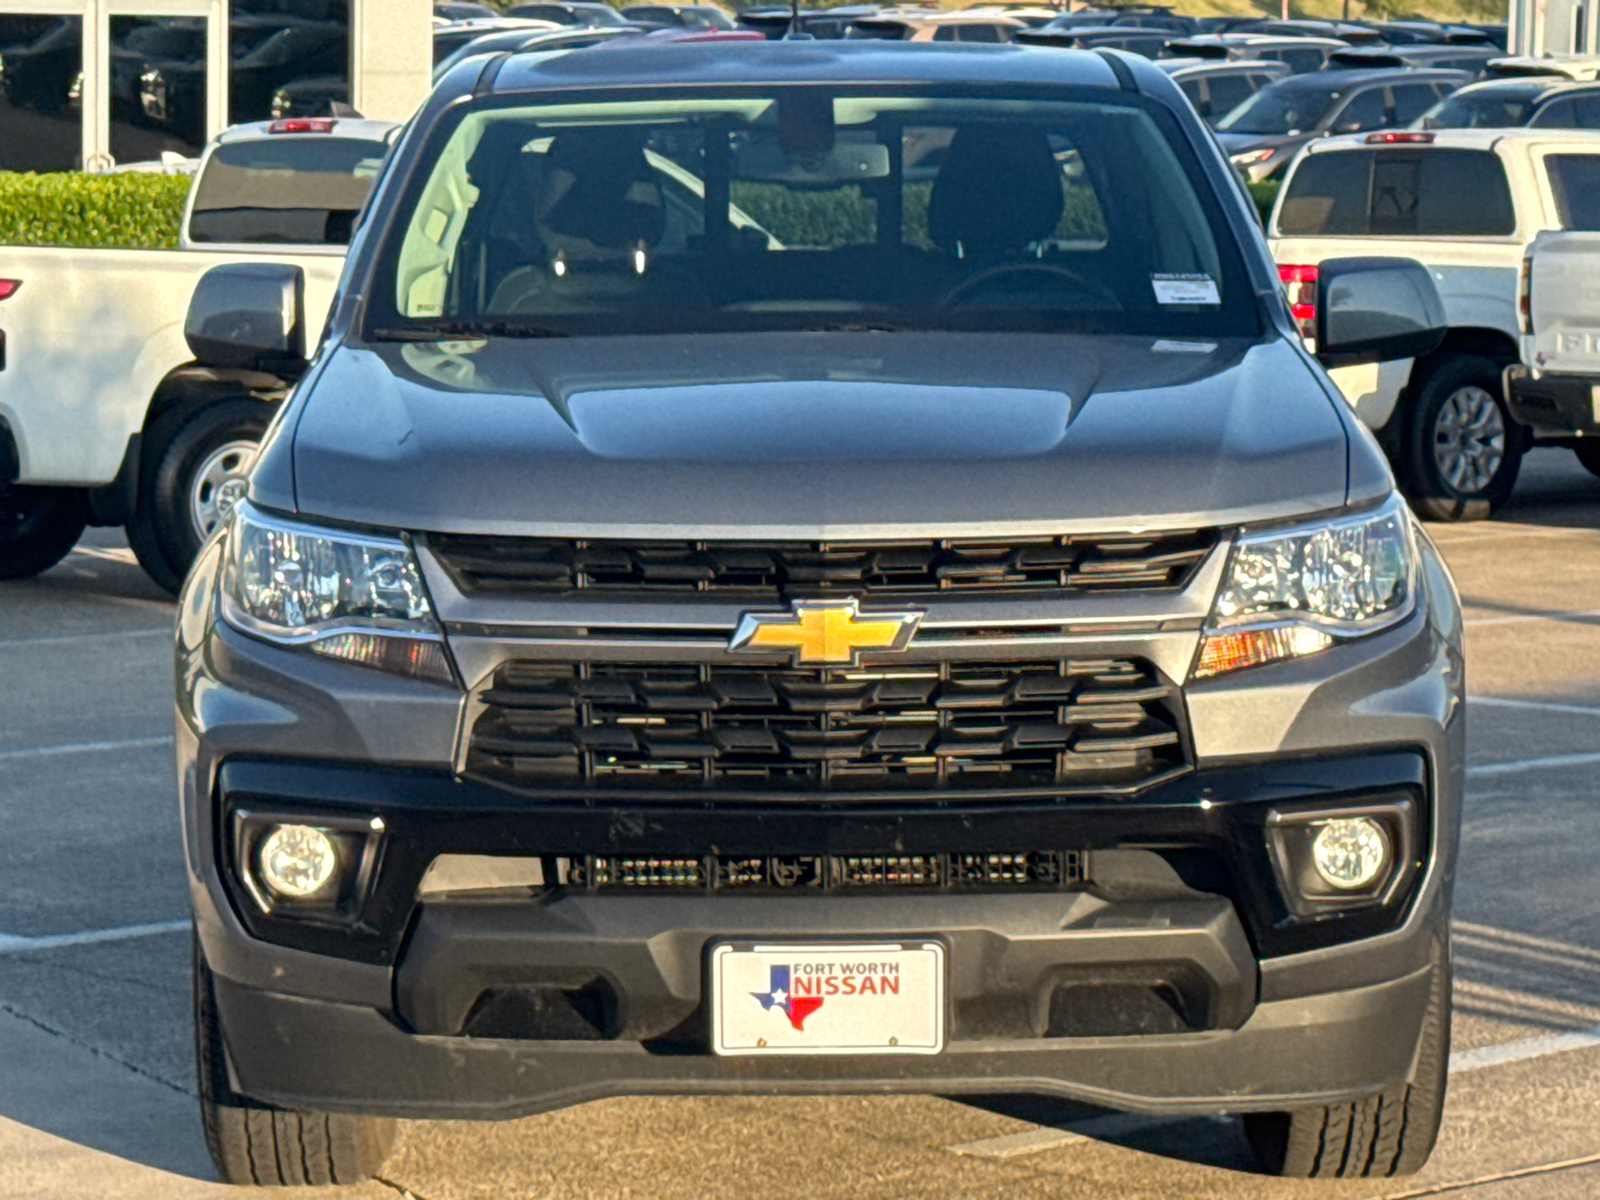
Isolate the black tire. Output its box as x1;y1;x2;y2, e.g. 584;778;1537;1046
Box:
128;398;272;595
1574;441;1600;478
1400;355;1523;522
194;933;396;1187
1244;950;1450;1179
0;485;86;579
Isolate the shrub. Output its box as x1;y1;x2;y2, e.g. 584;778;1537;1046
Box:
1249;179;1280;227
0;172;190;248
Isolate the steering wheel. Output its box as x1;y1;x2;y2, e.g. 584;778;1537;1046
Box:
941;262;1120;309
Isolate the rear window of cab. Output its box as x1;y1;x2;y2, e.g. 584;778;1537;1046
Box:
1275;147;1514;237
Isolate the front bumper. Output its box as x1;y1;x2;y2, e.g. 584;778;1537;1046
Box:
1504;364;1600;436
177;526;1464;1119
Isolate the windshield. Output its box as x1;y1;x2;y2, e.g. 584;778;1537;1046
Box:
1217;82;1340;134
1418;88;1539;128
190;137;389;245
372;86;1257;339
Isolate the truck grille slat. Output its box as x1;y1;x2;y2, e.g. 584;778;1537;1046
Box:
431;532;1215;598
567;850;1087;891
467;658;1186;791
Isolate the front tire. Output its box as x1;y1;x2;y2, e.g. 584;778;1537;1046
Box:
0;485;85;579
128;398;271;594
1401;356;1522;522
194;933;396;1187
1244;950;1450;1178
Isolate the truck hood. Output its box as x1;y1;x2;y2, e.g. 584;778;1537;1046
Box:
280;331;1350;538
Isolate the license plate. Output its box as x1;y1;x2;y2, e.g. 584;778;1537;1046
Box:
710;941;946;1056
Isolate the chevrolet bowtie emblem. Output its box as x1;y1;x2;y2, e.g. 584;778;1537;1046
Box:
729;599;923;666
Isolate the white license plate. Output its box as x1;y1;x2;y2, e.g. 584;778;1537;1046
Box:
710;941;946;1057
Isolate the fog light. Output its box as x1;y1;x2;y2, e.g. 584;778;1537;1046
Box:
1310;817;1390;891
257;824;338;899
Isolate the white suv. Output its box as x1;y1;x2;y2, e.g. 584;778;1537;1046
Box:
1268;128;1600;519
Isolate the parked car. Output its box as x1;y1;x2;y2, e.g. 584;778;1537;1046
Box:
1508;215;1600;472
1216;68;1469;180
433;17;563;66
621;4;738;29
1162;33;1349;74
433;24;643;81
1222;18;1384;45
737;4;880;38
1483;53;1600;81
1014;24;1169;56
1418;76;1600;129
434;1;499;18
1324;44;1499;78
1268;127;1600;517
845;11;1023;41
172;38;1461;1192
504;1;632;24
1370;20;1495;46
0;117;397;587
1158;57;1290;124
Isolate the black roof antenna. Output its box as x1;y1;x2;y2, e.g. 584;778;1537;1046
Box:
785;0;813;39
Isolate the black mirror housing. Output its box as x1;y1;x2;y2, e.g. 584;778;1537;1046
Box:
1314;256;1446;369
185;263;307;375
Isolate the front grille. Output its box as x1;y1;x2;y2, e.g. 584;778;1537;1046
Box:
429;532;1215;599
566;851;1086;892
465;657;1186;792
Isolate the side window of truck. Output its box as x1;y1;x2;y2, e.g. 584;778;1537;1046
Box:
1545;154;1600;229
1331;88;1387;132
1277;148;1515;236
1390;83;1440;126
1530;95;1600;129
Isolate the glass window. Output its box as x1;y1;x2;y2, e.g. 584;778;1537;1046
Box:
1545;154;1600;228
1278;47;1325;74
1278;148;1514;236
1331;88;1387;132
110;16;208;164
229;0;350;125
1205;74;1255;117
1390;83;1438;125
189;134;387;244
1217;81;1341;135
0;15;82;170
1179;78;1204;109
376;88;1260;340
1531;94;1600;128
1421;86;1540;129
958;24;1004;42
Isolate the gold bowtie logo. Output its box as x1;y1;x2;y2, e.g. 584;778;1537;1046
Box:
729;599;923;666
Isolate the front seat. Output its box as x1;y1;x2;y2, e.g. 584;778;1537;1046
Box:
926;126;1065;258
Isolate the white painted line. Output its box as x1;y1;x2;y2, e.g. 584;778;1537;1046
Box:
0;919;188;957
1455;921;1600;965
944;1019;1600;1160
1469;695;1600;718
1449;1024;1600;1074
0;628;170;650
1467;749;1600;777
0;735;174;764
69;545;139;565
1464;607;1600;628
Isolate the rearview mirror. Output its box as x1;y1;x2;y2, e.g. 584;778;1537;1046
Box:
1314;256;1445;368
185;263;306;374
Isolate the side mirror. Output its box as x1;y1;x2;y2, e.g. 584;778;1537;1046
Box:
185;263;306;375
1314;256;1446;369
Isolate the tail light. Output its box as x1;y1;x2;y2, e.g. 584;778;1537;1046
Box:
267;117;336;134
1364;131;1435;144
1517;251;1533;335
0;279;20;301
1278;263;1318;341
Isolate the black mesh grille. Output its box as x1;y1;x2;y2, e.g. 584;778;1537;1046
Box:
429;532;1215;598
566;851;1086;891
465;658;1186;792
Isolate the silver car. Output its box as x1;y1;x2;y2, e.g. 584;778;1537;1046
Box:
173;41;1463;1188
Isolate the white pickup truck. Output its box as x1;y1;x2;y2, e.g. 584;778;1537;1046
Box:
0;116;396;591
1268;127;1600;519
1505;220;1600;476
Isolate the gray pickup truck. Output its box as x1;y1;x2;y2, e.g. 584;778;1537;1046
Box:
175;40;1463;1188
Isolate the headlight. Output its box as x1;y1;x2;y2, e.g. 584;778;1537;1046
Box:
1229;148;1278;166
1194;495;1416;678
220;501;453;682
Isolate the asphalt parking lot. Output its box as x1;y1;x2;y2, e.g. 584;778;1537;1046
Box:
3;450;1600;1199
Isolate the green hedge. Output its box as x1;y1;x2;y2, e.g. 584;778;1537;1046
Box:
0;172;190;249
1249;179;1280;227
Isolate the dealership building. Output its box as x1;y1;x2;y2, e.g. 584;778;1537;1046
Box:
0;0;430;172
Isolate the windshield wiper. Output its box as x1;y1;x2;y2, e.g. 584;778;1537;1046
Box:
368;318;570;341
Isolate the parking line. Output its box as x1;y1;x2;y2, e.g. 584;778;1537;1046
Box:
0;920;189;957
68;545;140;565
0;735;174;763
944;1023;1600;1160
1469;695;1600;717
1467;749;1600;777
0;628;170;650
1464;607;1600;628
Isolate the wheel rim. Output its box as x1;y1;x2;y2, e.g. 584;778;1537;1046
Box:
1431;385;1505;495
189;440;258;541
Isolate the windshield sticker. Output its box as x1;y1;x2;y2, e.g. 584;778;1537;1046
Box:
1151;340;1218;354
1151;274;1221;306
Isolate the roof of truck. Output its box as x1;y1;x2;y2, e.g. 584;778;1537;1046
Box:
215;118;401;145
1302;126;1600;154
